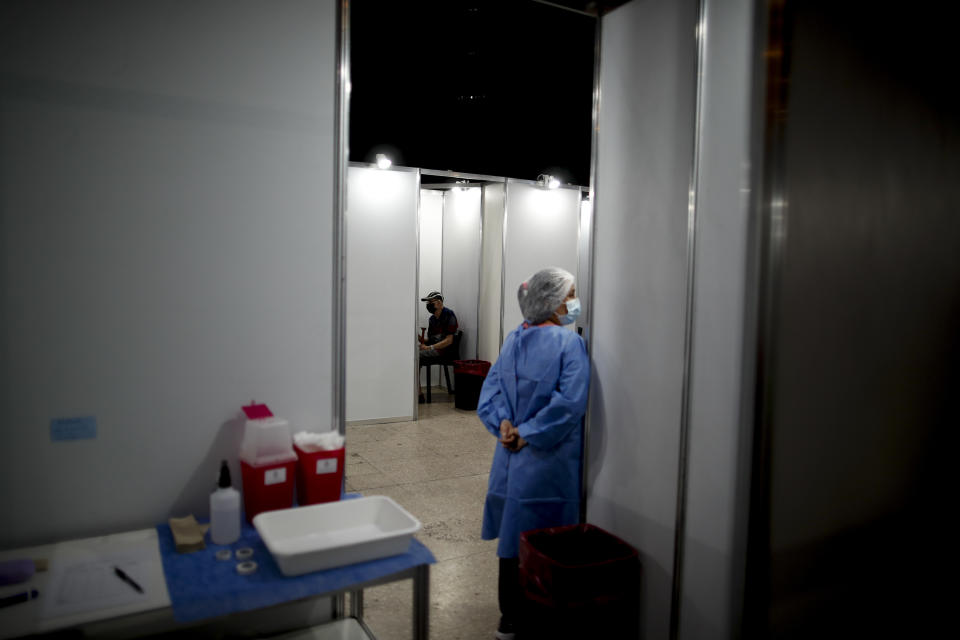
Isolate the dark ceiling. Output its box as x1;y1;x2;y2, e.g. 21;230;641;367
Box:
349;0;600;186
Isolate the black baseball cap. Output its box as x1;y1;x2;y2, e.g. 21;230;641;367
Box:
420;291;443;302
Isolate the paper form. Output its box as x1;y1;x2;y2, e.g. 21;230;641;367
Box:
42;550;151;619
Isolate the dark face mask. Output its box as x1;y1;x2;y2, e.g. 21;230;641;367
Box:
426;303;436;313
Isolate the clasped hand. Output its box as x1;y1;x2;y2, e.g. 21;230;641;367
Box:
499;419;527;452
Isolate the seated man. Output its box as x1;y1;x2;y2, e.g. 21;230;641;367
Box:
418;291;458;402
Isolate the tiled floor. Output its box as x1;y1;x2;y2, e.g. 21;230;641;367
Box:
345;390;500;640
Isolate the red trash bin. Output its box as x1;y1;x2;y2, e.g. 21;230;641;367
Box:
238;407;297;522
294;443;345;505
519;523;640;638
453;360;491;410
240;455;297;523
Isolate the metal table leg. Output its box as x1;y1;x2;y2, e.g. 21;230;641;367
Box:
413;564;430;640
349;589;364;618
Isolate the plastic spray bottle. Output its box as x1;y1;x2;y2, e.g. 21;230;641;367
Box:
210;460;241;545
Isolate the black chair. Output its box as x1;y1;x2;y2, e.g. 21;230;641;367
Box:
420;330;462;403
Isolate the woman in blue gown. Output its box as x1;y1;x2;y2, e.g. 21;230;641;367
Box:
477;267;590;639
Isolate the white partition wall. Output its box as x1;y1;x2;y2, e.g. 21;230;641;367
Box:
441;187;482;360
478;183;506;362
345;166;419;423
586;1;698;639
419;189;444;329
0;0;338;548
501;182;581;332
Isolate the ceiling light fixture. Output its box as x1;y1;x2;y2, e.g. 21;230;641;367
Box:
537;174;560;189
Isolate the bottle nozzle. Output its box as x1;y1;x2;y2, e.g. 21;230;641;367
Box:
218;460;232;488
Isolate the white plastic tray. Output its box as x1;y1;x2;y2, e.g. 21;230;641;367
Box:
253;496;421;576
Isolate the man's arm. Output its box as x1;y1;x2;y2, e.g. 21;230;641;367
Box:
432;333;453;350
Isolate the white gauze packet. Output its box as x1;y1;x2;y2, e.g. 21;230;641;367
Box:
294;430;345;451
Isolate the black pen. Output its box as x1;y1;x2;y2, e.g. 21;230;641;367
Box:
113;566;143;593
0;589;39;609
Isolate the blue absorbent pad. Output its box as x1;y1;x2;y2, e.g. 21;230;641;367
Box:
157;514;435;622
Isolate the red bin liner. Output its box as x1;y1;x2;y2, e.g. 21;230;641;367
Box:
453;359;491;376
519;523;639;609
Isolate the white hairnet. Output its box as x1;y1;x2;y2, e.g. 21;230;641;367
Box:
518;267;575;324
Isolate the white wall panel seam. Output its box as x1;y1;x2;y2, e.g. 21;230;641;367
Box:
441;192;445;299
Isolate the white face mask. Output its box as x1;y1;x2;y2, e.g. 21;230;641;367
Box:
558;297;581;325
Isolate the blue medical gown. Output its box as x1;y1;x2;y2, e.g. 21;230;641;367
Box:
478;323;590;558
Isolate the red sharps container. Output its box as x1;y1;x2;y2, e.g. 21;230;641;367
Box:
294;438;345;505
238;404;297;523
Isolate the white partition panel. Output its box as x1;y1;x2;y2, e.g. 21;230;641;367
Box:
419;190;444;330
419;189;443;387
478;183;505;362
501;182;581;333
345;167;418;423
587;1;698;639
441;188;482;360
0;0;338;548
578;197;594;331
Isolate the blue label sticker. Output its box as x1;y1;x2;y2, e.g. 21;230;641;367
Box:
50;416;97;441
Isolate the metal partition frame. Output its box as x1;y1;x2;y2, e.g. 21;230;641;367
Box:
736;0;800;633
478;186;486;358
421;168;507;183
415;171;422;420
334;0;350;438
581;13;602;524
502;177;584;191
